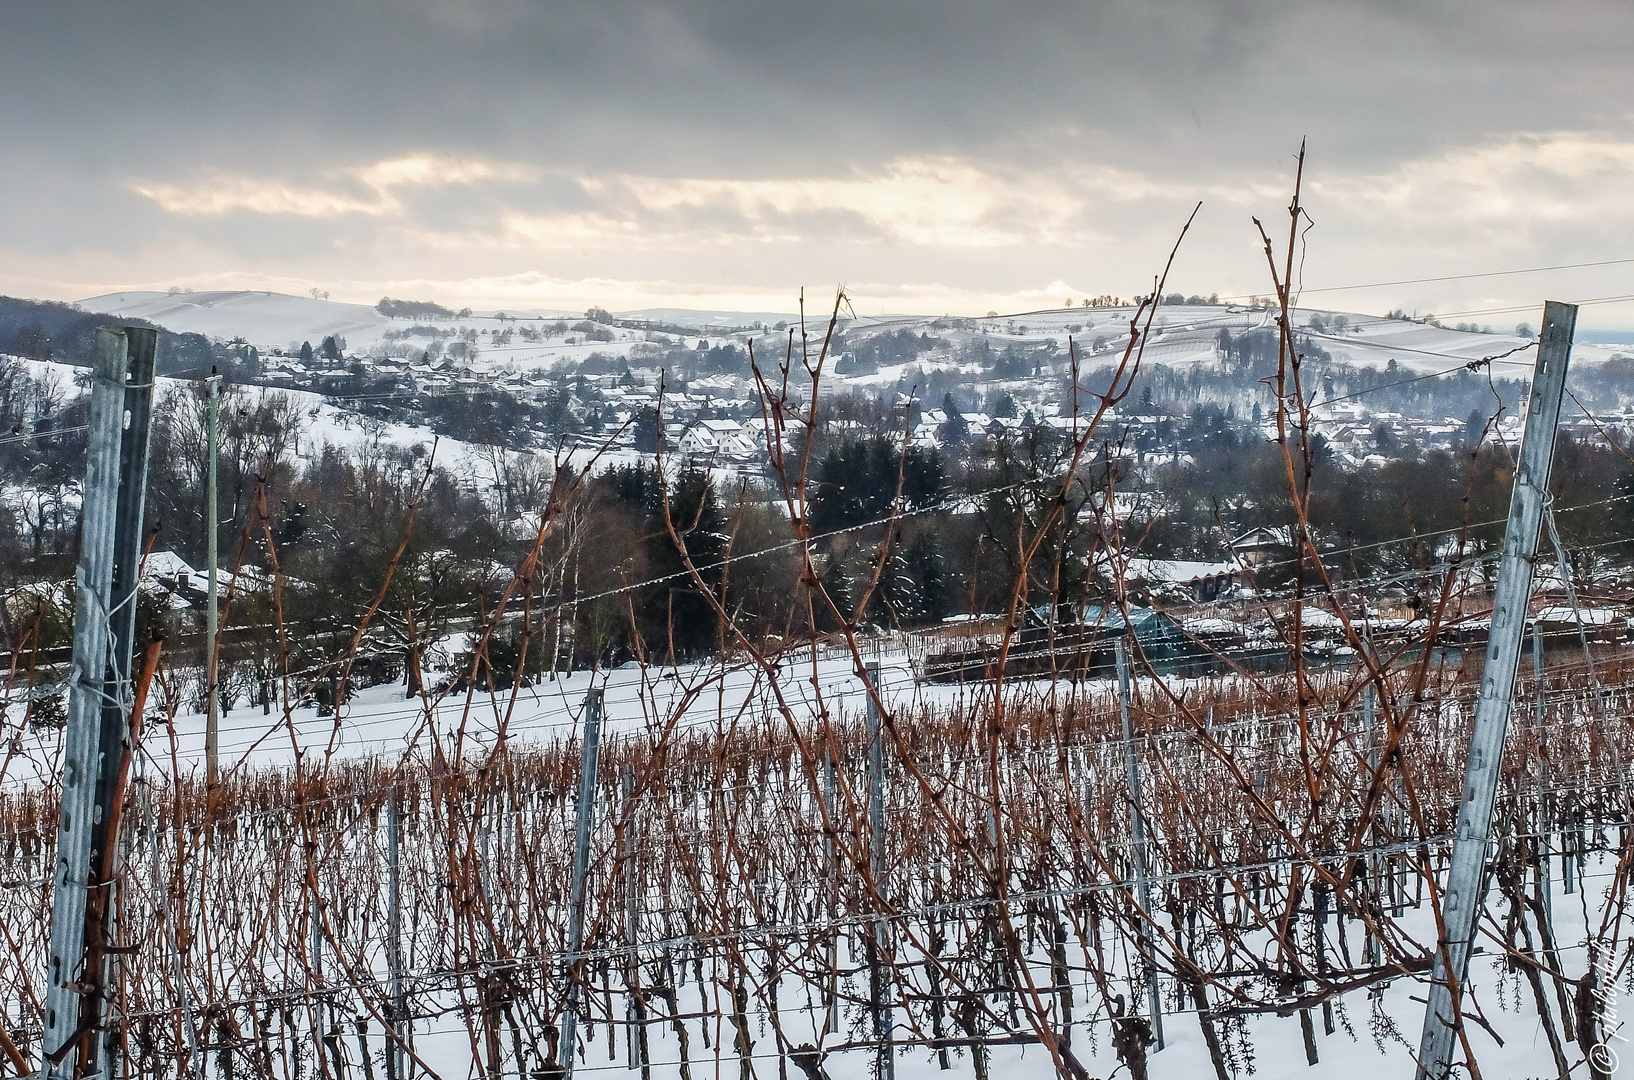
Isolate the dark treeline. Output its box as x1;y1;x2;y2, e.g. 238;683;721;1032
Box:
1128;403;1631;567
376;296;462;320
0;295;258;379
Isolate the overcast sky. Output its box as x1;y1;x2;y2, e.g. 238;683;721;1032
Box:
6;0;1634;325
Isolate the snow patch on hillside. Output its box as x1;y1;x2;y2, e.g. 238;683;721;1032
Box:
79;290;399;351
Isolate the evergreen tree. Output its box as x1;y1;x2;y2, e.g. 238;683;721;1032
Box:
877;546;923;627
901;446;946;511
543;382;577;439
810;440;879;533
1464;408;1484;445
811;438;946;533
605;461;665;509
632;407;660;454
938;393;968;446
652;466;728;657
821;552;860;624
902;530;951;623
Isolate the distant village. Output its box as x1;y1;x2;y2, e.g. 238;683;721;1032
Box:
245;324;1629;471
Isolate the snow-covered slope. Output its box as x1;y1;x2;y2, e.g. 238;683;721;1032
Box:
71;293;1627;382
617;307;800;328
78;290;398;351
826;304;1626;376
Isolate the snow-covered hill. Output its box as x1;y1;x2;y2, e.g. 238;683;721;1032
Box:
815;304;1627;376
74;291;1627;379
79;290;400;352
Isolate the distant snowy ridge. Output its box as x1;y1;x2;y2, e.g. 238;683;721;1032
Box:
74;290;1629;380
79;290;401;352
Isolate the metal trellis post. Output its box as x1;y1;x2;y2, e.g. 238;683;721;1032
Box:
560;687;604;1078
621;765;648;1075
1533;626;1553;930
387;784;406;1080
89;327;157;1079
205;369;221;786
823;745;840;1036
42;326;156;1080
1363;683;1381;968
1415;301;1575;1080
1116;634;1164;1051
865;661;894;1080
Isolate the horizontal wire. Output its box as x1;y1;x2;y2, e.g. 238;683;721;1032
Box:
29;835;1625;1031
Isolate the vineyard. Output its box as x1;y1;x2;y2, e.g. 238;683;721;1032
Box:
2;633;1631;1080
2;170;1632;1080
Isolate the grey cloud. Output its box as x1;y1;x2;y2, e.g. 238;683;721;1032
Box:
8;0;1631;170
4;0;1634;320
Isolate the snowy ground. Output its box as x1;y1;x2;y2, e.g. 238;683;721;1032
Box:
81;290;406;353
3;641;976;788
3;638;1625;1079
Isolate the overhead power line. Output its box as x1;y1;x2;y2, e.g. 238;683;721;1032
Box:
986;255;1634;320
0;424;89;447
1424;292;1634;321
1252;256;1634;298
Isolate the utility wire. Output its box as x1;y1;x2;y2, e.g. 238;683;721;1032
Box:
7;488;1624;776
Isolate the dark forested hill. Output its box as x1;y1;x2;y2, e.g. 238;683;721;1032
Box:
0;295;250;377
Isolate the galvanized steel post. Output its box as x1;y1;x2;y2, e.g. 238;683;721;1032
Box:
204;370;221;786
865;661;894;1080
387;784;406;1080
560;687;604;1077
1416;302;1575;1079
42;326;154;1080
1117;634;1164;1050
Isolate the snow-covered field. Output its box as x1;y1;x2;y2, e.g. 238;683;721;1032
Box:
0;641;930;789
3;619;1629;1080
82;290;405;353
5;644;1626;1080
